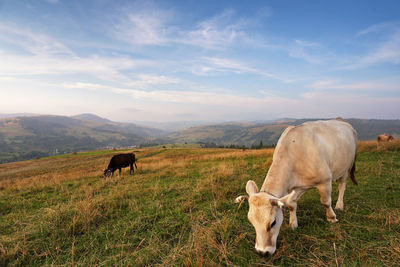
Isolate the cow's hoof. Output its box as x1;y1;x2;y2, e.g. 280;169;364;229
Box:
335;204;344;211
290;221;298;229
328;217;338;223
335;202;344;210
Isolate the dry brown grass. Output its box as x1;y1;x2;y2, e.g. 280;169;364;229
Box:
358;139;400;152
0;155;107;191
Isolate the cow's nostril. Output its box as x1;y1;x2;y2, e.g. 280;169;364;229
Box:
255;248;268;256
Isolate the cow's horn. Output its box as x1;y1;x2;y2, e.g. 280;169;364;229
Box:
234;195;249;204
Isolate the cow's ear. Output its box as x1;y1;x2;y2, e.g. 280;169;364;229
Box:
274;190;296;209
270;199;284;208
246;180;259;196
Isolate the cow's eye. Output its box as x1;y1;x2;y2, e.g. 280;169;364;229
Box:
271;220;276;228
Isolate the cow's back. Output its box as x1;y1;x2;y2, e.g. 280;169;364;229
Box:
274;120;357;183
109;153;135;168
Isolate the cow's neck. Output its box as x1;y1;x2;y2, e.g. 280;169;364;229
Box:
260;161;293;198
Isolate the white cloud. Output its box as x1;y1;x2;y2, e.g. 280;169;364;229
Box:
204;57;255;73
294;40;320;47
61;81;295;108
0;76;17;82
113;7;264;50
356;22;400;37
114;6;173;46
0;22;158;83
192;57;290;82
63;74;180;90
129;74;180;87
311;79;400;92
344;23;400;69
0;54;154;83
183;9;247;49
357;31;400;66
1;5;399;121
0;23;73;56
288;39;324;64
62;82;106;90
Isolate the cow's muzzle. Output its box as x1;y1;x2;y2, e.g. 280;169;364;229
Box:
103;169;112;177
256;248;268;256
255;246;276;256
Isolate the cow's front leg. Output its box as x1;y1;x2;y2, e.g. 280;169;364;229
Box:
288;202;298;229
317;182;337;223
278;189;305;229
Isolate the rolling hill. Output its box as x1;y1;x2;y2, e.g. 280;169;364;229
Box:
166;118;400;147
166;122;287;147
1;114;400;163
0;114;166;163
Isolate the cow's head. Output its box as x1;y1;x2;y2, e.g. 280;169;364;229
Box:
234;180;295;255
103;169;112;178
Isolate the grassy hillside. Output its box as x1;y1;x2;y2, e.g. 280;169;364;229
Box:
0;115;166;163
1;142;399;266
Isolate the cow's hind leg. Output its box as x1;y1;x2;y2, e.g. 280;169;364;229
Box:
317;182;338;223
335;173;348;210
130;163;133;175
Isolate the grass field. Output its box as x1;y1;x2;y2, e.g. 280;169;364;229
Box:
0;141;399;266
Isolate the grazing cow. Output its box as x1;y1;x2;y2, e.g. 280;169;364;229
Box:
104;153;137;177
377;134;394;143
234;119;358;255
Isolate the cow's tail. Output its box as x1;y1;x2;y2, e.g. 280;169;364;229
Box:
350;157;358;186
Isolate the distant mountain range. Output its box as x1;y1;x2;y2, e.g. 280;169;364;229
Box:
166;118;400;147
1;113;399;163
166;121;287;146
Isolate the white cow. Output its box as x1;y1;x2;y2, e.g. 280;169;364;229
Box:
235;119;358;255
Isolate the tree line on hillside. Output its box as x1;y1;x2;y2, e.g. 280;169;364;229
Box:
0;150;50;164
138;140;275;150
199;140;275;149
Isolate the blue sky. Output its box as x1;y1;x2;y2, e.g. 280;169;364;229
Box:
0;0;399;122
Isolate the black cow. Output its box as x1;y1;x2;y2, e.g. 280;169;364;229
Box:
104;153;137;177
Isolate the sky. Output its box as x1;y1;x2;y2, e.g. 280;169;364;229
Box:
0;0;399;123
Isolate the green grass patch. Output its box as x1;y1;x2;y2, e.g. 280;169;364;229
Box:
0;148;399;266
